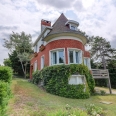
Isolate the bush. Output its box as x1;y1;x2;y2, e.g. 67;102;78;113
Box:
47;104;88;116
100;90;106;95
0;66;13;83
0;81;11;116
85;104;106;116
32;64;95;99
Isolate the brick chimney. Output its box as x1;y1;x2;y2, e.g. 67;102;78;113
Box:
41;19;51;32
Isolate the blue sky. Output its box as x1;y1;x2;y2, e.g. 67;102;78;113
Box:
0;0;116;64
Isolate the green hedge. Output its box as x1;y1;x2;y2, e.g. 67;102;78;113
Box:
0;81;11;116
0;66;12;116
33;64;95;99
0;66;13;83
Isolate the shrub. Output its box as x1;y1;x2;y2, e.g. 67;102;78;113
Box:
100;90;106;95
85;104;106;116
47;104;88;116
32;64;95;99
0;66;13;83
0;81;11;116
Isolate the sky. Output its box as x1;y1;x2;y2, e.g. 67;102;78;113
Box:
0;0;116;65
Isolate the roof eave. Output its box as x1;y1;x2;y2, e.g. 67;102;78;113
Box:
43;32;87;45
33;27;53;46
65;20;79;27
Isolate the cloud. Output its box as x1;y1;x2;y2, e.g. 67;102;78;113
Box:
0;0;116;65
0;25;18;30
36;0;73;9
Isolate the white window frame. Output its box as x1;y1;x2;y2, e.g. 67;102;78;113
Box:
34;60;37;71
70;24;77;31
41;55;44;69
49;48;65;66
84;57;91;70
67;48;83;64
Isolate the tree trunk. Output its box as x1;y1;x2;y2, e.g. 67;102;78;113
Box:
24;63;27;79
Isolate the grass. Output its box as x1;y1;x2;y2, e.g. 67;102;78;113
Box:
7;78;116;116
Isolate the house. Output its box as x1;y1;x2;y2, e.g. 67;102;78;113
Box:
30;13;91;78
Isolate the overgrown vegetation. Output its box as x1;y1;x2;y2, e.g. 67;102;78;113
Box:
85;104;106;116
32;64;95;99
8;78;116;116
0;66;12;116
0;66;12;83
47;104;88;116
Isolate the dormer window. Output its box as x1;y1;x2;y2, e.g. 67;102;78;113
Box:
70;25;77;31
65;20;79;31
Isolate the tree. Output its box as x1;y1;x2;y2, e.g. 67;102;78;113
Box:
3;31;33;78
107;59;116;88
3;58;12;67
89;36;115;69
8;50;23;75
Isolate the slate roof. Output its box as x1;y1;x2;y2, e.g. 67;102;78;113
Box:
47;13;83;36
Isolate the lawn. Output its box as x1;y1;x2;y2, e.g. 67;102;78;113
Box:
8;78;116;116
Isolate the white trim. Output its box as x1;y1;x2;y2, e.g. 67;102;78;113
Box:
49;48;65;66
69;24;78;31
41;55;44;69
67;48;83;64
65;20;79;27
46;36;83;45
84;57;91;70
33;26;53;46
34;60;37;71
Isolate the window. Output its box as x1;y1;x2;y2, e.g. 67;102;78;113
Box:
34;61;37;71
84;58;91;69
41;56;44;69
70;24;77;31
68;75;86;85
34;45;38;52
51;49;64;65
71;25;76;30
68;49;82;64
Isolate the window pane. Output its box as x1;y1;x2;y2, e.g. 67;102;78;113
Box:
85;59;87;66
75;52;79;63
69;51;73;63
53;52;57;64
71;25;75;30
59;50;64;63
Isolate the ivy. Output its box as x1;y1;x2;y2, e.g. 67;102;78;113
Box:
32;64;95;99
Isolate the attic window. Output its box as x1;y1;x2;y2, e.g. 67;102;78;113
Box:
71;25;76;30
70;24;77;31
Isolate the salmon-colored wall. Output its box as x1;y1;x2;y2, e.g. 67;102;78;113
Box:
30;39;90;78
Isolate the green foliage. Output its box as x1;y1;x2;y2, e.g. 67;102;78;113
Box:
0;66;12;116
0;81;11;116
3;58;12;67
32;64;95;99
95;79;107;87
89;36;115;69
47;104;88;116
0;66;13;83
9;50;23;75
32;70;41;84
4;31;33;78
85;104;106;116
108;60;116;89
100;90;106;95
47;108;88;116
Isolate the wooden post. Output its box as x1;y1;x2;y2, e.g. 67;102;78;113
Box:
107;69;112;94
108;78;112;94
